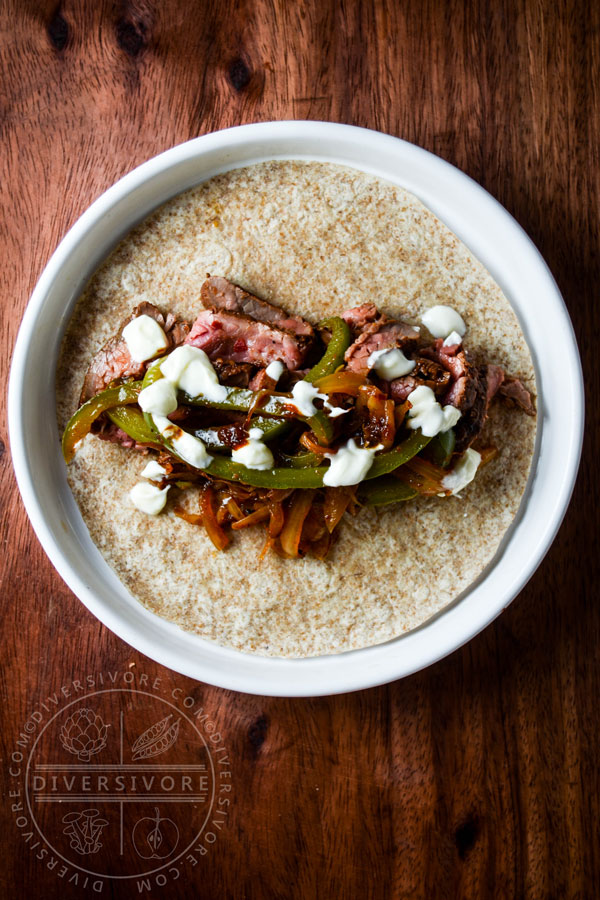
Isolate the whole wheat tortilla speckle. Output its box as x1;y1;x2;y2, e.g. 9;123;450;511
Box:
56;161;536;658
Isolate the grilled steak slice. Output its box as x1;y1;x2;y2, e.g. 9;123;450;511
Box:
185;309;311;370
499;376;535;415
95;422;154;452
421;340;470;398
421;341;535;450
421;340;487;451
341;304;380;333
485;365;535;414
201;276;314;338
443;361;474;409
486;364;505;403
80;303;190;404
344;318;420;374
389;358;452;402
451;366;489;452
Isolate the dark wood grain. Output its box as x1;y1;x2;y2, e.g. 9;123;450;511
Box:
1;1;598;897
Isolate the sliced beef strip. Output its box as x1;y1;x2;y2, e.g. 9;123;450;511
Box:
201;276;314;338
499;377;536;415
421;340;471;396
388;379;417;402
343;318;420;375
483;364;535;414
421;340;535;451
95;422;154;452
341;304;380;333
451;366;490;452
185;308;311;370
420;340;487;451
420;339;466;379
486;364;505;403
389;358;452;402
163;312;190;347
443;364;474;409
80;302;190;404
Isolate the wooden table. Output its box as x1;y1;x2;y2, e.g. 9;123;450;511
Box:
1;2;597;897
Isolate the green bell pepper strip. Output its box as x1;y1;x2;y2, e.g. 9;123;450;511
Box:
142;357;335;444
365;430;432;478
427;428;455;468
201;457;327;488
183;387;334;445
200;458;328;488
182;386;312;418
357;476;418;506
204;429;430;487
277;450;323;469
146;418;431;488
193;417;289;451
107;406;160;445
304;316;352;383
141;359;165;389
62;381;143;463
261;316;352;442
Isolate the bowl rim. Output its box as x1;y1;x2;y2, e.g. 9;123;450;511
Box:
8;121;584;696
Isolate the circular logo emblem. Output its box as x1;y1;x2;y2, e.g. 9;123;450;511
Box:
22;688;218;880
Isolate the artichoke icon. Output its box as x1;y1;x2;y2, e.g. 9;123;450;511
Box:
59;708;110;761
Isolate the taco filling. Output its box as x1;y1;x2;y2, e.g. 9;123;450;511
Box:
62;276;534;561
56;160;538;657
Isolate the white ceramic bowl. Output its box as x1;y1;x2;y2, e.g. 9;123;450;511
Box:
8;122;583;696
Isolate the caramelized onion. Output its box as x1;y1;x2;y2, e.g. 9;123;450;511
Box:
323;487;354;533
394;457;449;496
180;486;230;550
314;371;367;396
279;491;314;557
225;497;244;520
307;530;333;560
357;384;396;449
231;506;271;530
478;446;498;466
268;502;285;538
299;432;330;455
258;534;275;562
301;503;327;542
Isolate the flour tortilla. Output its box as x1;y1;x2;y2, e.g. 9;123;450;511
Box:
56;161;537;658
